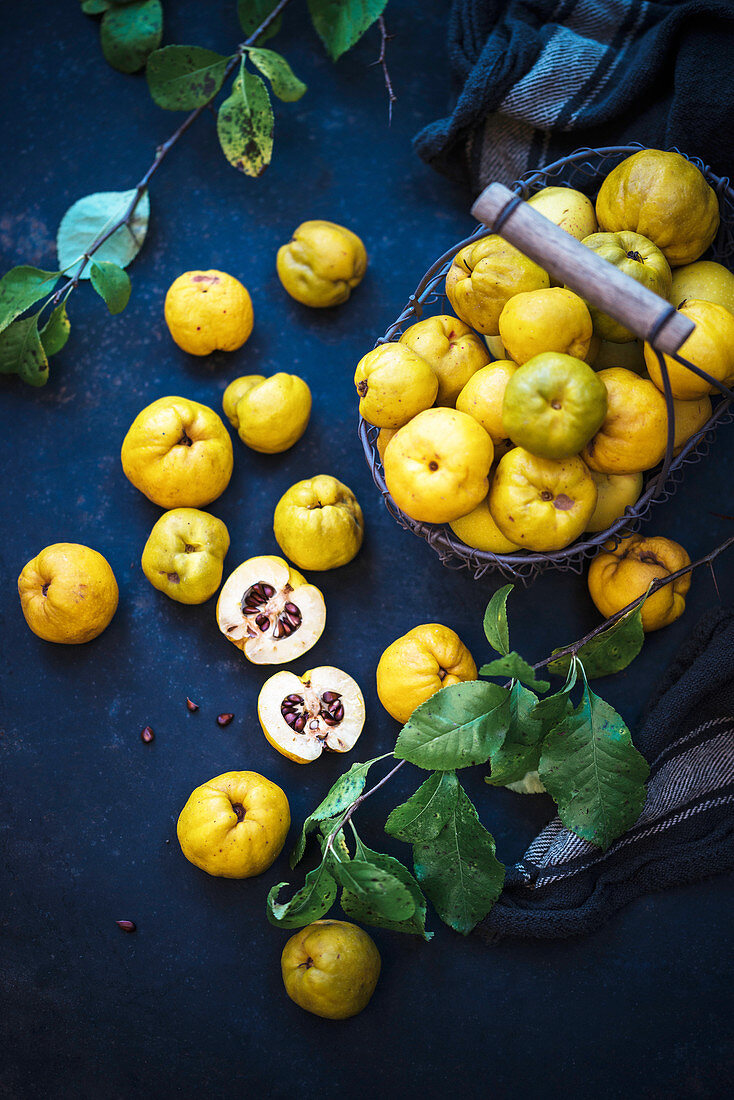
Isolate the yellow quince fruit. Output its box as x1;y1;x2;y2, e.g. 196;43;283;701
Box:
223;373;311;453
579;231;672;341
670;259;734;313
644;299;734;399
164;270;253;355
595;149;719;266
384;407;493;523
121;396;233;508
177;771;290;878
527;186;598;240
582;368;668;474
585;471;643;533
499;287;593;364
445;235;549;335
455;359;518;447
18;543;118;644
141;508;229;604
399;314;490;406
281;921;381;1020
672;394;712;454
449;494;520;554
355;343;438;428
588;534;691;631
277;220;367;307
489;448;597;551
274;474;364;570
376;623;477;724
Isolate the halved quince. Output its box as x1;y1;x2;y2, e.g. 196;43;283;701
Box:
258;666;365;763
216;555;325;665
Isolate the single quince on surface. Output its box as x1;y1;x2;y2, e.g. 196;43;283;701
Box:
489;447;597;551
376;623;477;724
141;508;229;604
588;533;691;632
399;314;490;406
596;149;719;266
384;407;493;524
177;771;290;878
449;494;520;554
670;260;734;314
18;543;118;644
445;235;549;335
499;287;593;364
644;299;734;400
582;368;668;474
527;186;598;240
578;231;672;342
273;474;364;571
164;270;253;355
585;471;643;533
281;920;381;1020
223;373;311;454
121;396;233;508
277;220;367;308
258;665;365;763
455;359;518;448
216;554;326;664
502;352;607;459
355;343;438;428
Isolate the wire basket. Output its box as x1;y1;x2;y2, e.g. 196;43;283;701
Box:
358;144;734;583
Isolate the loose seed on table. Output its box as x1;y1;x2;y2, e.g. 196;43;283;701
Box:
115;920;136;933
216;713;234;727
140;726;155;743
186;698;199;713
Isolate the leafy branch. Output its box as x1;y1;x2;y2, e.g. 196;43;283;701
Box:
267;535;733;938
3;0;392;386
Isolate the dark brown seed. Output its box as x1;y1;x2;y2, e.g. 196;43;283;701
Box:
321;691;341;703
186;698;199;713
261;583;276;598
285;602;299;615
116;920;136;933
286;694;303;704
217;713;234;727
332;704;344;721
323;716;339;727
279;620;293;637
256;614;269;631
283;711;298;727
140;726;154;743
294;715;306;733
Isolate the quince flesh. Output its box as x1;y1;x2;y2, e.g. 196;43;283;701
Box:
258;666;365;763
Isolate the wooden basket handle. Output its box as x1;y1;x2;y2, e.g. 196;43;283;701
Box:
471;182;694;355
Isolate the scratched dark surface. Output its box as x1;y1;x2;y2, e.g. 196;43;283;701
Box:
1;2;733;1098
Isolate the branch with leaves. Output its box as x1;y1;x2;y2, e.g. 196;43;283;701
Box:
2;0;392;386
267;536;733;939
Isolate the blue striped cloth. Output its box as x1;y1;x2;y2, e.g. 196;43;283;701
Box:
415;0;734;190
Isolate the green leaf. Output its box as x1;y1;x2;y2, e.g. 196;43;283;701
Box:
146;45;231;110
289;757;384;868
479;651;550;693
413;785;505;935
237;0;283;44
538;682;649;850
266;862;337;928
245;47;307;102
385;771;458;843
57;189;150;279
530;660;578;731
307;0;388;61
216;66;274;177
548;607;646;680
342;837;431;939
331;857;416;921
81;0;112;15
483;584;513;655
89;261;131;315
395;681;510;771
0;314;49;386
40;303;70;357
486;682;545;787
100;0;162;73
0;267;59;335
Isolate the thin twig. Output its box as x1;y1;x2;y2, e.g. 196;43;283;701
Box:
532;535;734;672
326;758;406;848
372;15;397;125
52;0;295;303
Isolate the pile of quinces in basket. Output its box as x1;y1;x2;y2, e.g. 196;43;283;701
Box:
355;148;734;555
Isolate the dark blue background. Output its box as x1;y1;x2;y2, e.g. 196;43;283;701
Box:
1;3;732;1097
